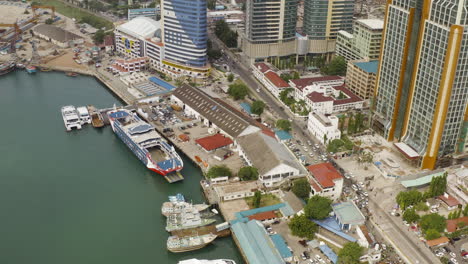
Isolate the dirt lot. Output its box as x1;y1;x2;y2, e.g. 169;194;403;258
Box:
0;2;31;24
218;199;250;221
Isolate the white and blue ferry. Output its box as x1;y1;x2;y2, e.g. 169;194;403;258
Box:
107;109;183;176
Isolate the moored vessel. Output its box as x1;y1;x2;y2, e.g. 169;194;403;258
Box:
87;105;104;128
61;105;82;131
166;205;216;232
0;61;15;76
26;65;37;74
167;233;217;253
178;259;236;264
77;106;91;125
162;201;209;217
40;67;52;72
107;109;183;176
66;72;78;77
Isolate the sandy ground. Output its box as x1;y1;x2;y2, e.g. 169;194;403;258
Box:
44;50;87;70
218;199;250;221
0;2;31;24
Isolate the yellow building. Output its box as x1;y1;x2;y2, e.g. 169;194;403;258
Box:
346;60;378;100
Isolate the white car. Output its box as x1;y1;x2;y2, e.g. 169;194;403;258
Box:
451;257;458;264
435;252;444;257
363;192;369;197
450;252;456;258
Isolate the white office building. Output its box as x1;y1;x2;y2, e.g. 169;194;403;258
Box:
308;112;341;144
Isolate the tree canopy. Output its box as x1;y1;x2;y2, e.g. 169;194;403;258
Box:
338;242;364;264
214;19;237;48
227;73;234;82
92;29;106;44
402;208;420;223
276;119;292;132
428;174;447;197
45;18;54;24
322;56;347;76
228;83;248;100
292;178;311;200
237;166;259;181
288;214;318;240
419;213;446;233
425;229;441;240
305;195;333;220
396;189;423;210
253;191;261;208
251;100;266;115
206;165;232;178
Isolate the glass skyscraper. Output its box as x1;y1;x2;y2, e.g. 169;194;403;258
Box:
374;0;468;169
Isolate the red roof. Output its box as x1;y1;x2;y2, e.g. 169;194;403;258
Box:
307;92;334;103
446;217;468;233
195;133;233;151
248;211;277;221
254;62;271;73
437;194;461;207
290;76;343;91
261;129;276;139
103;35;114;46
265;71;290;88
307;163;343;188
309;179;322;192
426;236;449;247
333;84;364;105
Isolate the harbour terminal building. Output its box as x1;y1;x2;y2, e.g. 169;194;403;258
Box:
114;0;209;79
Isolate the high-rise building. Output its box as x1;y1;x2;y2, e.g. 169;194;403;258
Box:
161;0;209;76
336;19;384;62
242;0;298;63
374;0;468;169
303;0;354;55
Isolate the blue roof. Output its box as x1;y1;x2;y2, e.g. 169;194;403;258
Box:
312;217;357;242
231;220;285;264
274;129;293;141
231;203;287;224
128;124;152;135
353;60;379;74
149;77;176;91
271;234;293;259
240;102;252;115
128;8;158;13
319;245;338;264
279;202;295;217
108;110;129;119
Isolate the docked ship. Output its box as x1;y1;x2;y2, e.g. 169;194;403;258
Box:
178;259;236;264
107;109;183;176
77;106;91;125
167;233;217;253
166;205;216;232
87;105;104;128
162;201;209;217
0;61;15;76
26;65;37;74
61;105;82;131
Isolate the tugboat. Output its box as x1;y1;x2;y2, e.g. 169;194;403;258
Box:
0;61;15;76
26;65;37;74
167;233;217;253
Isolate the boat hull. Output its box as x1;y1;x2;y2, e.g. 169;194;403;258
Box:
167;242;212;253
0;63;15;76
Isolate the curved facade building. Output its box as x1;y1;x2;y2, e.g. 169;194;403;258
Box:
161;0;209;76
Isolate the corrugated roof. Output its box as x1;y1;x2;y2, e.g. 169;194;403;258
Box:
149;76;175;91
307;163;343;188
319;245;338;264
426;236;449;247
233;203;287;224
33;24;82;43
353;60;379;74
290;76;343;91
332;201;366;226
271;234;293;259
437;194;461;207
265;71;290;88
195;133;233;151
248;211;277;221
117;16;160;39
279;202;295;217
231;220;285;264
254;62;271;73
446;217;468;233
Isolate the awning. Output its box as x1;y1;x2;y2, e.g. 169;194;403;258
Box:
394;142;420;160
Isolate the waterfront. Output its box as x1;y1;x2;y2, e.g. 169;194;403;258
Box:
0;71;243;264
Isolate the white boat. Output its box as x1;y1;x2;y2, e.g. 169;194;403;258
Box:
61;105;82;131
178;259;236;264
77;106;91;125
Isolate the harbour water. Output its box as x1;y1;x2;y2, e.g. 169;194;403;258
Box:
0;71;243;264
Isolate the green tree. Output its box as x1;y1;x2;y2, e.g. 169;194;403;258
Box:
206;165;232;178
207;49;222;60
440;257;450;264
415;202;429;212
92;29;106;44
419;213;446;233
280;73;293;82
402;209;420;223
305;195;333;220
253;191;262;208
276;119;291;131
425;229;441;240
292;178;311;200
288;214;318;240
227;73;234;82
214;19;238;48
323;56;347;76
327;139;345;153
227;83;248;100
338;242;364;264
251;100;266;115
207;0;217;10
292;71;300;79
396;190;423;210
237;166;259;181
463;204;468;216
45;18;54;24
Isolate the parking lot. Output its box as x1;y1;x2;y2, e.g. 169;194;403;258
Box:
285;139;331;166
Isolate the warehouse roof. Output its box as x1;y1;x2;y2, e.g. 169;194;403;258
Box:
248;211;277;221
117;16;160;39
195;133;233;151
33;24;82;43
332;201;366;226
271;234;293;259
231;220;285;264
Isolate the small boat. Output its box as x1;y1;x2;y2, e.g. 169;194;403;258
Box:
15;63;25;69
169;193;185;203
87;105;104;128
0;61;15;76
194;156;202;163
77;106;91;125
26;65;37;74
166;205;216;231
167;233;217;253
61;105;82;131
178;259;237;264
40;67;52;72
66;72;78;77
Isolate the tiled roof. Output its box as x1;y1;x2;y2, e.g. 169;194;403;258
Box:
290;76;343;91
248;211;277;221
195;133;233;151
446;217;468;233
426;236;449;247
307;163;343;188
254;62;271;73
310;180;322;192
437;194;461;207
265;71;290;88
307;92;334;103
333;84;364;105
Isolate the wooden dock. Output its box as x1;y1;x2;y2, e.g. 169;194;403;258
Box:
170;224;231;238
165;171;184;183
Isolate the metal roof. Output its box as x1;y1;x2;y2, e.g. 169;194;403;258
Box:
319;245;338;264
231;220;285;264
400;169;445;188
33;24;82;43
332;202;366;226
149;76;175;91
270;234;293;259
117;17;160;39
353;60;379;74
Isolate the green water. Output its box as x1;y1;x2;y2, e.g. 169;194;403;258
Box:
0;71;243;264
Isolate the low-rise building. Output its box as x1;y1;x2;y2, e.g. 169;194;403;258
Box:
214;180;261;202
331;201;366;230
33;24;83;48
437;193;462;211
357;225;375;248
426;236;450;248
307;163;344;201
248;211;278;222
251;63;290;97
195;133;234;152
111;57;148;74
346;60;378;100
307;112;341;144
446;216;468;233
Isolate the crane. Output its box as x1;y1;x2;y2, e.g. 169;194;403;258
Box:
31;5;56;19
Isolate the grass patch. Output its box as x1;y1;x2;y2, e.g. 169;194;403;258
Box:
245;193;281;209
34;0;113;29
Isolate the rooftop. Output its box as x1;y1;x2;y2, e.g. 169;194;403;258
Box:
319;244;338;264
274;129;293;141
310;113;336;127
290;76;344;91
332;201;366;226
426;236;449;247
271;234;293;259
233;203;287;224
338;30;354;39
117;16;160;39
446;217;468;233
307;163;343;188
312;217;357;242
394;142;420;159
214;180;261;197
265;71;290;88
248;211;277;221
400;169;446;188
353;60;379;74
254;62;271;73
437;194;461;207
357;19;384;30
195;133;233;151
148;76;175;91
333;84;364;106
231;220;285;264
33;24;82;43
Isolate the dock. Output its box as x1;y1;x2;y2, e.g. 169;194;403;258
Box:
170;224;231;238
165;171;184;183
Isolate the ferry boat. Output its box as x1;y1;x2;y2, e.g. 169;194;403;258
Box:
166;205;216;232
77;106;91;125
26;65;37;74
61;105;82;131
178;259;236;264
0;61;15;76
87;105;104;128
167;233;217;253
107;109;183;176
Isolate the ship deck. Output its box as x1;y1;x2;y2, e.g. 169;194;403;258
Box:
170;224;230;238
149;147;167;162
